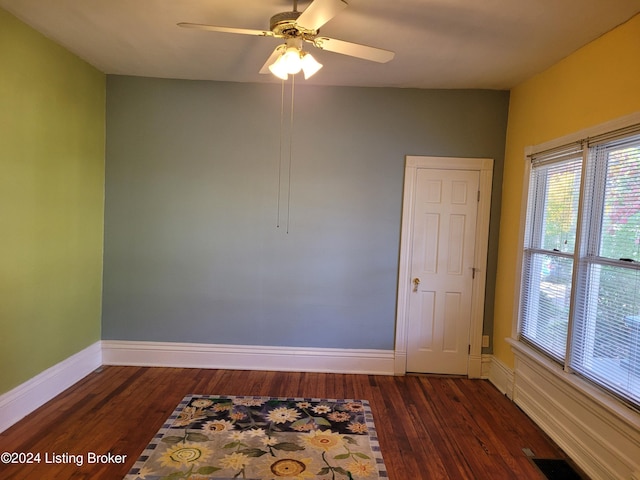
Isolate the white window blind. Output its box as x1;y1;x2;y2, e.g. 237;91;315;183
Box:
520;150;582;361
520;125;640;408
570;133;640;406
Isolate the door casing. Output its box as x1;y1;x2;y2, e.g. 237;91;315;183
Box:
395;156;494;377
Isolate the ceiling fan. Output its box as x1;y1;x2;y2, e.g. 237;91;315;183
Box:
178;0;395;80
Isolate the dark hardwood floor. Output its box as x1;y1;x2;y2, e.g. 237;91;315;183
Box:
0;367;571;479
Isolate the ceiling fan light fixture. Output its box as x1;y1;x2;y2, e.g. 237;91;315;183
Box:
301;52;322;79
180;0;395;82
268;59;289;80
282;46;305;74
268;46;323;80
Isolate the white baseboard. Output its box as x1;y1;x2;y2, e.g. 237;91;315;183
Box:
0;342;102;434
102;340;396;376
486;354;515;399
468;354;483;378
508;339;640;480
12;341;638;480
393;351;407;376
480;354;492;379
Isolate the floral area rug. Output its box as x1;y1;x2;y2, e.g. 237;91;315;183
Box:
124;395;388;479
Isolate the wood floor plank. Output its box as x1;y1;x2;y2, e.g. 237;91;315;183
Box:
0;367;572;479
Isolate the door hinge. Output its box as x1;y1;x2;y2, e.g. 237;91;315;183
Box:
468;344;471;354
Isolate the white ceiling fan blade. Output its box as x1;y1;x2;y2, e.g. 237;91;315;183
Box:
314;37;395;63
259;45;286;74
296;0;348;31
178;22;275;37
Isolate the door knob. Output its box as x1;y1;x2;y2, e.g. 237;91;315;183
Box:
413;277;421;292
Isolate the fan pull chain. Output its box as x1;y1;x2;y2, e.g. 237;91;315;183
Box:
287;74;295;234
277;79;285;229
276;75;296;233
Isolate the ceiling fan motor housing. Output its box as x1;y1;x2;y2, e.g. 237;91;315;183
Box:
270;11;317;37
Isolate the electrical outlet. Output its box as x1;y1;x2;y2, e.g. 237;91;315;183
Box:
482;335;490;348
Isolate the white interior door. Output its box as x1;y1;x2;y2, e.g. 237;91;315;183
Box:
406;168;480;374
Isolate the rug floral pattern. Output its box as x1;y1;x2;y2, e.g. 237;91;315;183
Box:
124;395;387;479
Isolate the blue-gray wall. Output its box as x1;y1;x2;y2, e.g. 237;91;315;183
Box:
103;75;509;350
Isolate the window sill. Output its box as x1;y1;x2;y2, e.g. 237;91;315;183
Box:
506;337;640;430
506;337;640;479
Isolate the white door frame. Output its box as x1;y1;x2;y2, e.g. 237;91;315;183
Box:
395;156;494;377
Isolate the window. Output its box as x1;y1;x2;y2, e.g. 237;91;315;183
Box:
520;125;640;408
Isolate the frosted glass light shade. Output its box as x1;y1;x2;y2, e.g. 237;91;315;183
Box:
268;60;289;80
301;53;322;79
268;46;323;80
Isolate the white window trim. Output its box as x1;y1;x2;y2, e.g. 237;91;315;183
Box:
506;337;640;480
507;337;640;428
506;112;640;396
512;111;640;337
508;112;640;480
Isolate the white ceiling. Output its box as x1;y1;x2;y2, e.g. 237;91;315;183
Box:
2;0;639;89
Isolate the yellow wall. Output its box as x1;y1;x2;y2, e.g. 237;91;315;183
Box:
494;14;640;367
0;8;105;394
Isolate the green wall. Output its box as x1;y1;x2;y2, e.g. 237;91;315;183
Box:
0;8;105;394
